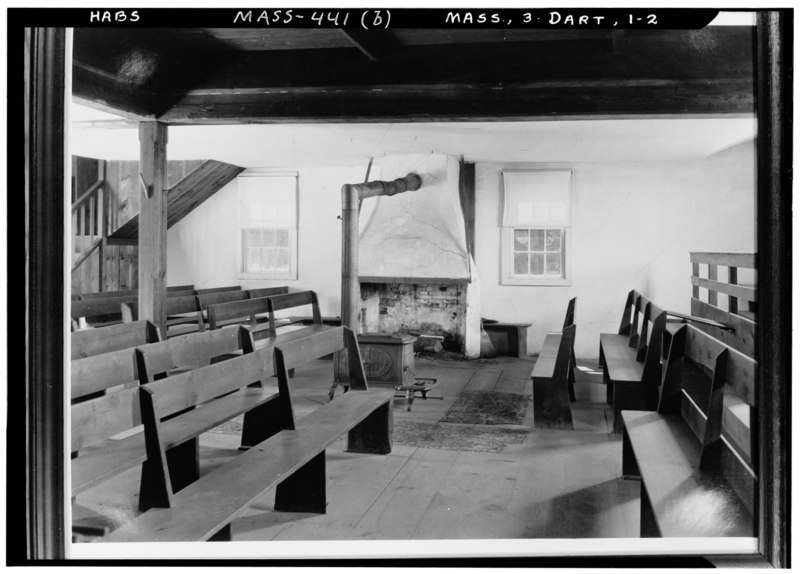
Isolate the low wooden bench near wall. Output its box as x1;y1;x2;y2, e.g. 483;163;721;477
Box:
482;321;531;358
621;324;757;538
105;326;394;542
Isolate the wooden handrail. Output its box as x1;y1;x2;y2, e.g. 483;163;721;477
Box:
666;310;735;331
690;252;756;269
71;237;102;270
72;180;103;212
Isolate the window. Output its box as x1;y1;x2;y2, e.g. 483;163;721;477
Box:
501;170;572;285
237;173;298;279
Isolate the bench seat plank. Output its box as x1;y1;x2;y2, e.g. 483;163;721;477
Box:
599;333;642;382
531;333;560;379
621;409;754;538
72;432;146;496
106;389;394;542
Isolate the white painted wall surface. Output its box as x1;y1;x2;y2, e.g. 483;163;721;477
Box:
167;165;366;317
474;140;756;360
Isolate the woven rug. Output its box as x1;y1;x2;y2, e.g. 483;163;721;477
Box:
440;390;530;426
392;420;529;453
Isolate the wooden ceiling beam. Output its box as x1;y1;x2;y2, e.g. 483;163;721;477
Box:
339;29;401;61
157;79;754;123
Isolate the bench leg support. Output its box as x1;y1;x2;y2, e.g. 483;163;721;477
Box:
533;376;574;430
274;451;327;514
347;401;393;454
621;423;640;479
240;398;292;450
139;438;199;511
639;483;660;538
209;524;232;542
612;381;645;434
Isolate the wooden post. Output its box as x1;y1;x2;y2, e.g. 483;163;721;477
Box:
756;11;790;568
138;122;168;335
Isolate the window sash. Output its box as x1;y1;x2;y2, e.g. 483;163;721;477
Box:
511;227;565;278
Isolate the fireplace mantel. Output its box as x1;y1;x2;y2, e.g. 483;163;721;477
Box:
360;276;470;285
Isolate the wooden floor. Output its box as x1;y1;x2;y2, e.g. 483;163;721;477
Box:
73;354;640;543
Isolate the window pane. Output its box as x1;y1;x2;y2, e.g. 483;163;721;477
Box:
546;229;562;251
263;249;277;271
530;253;544;275
262;229;276;248
276;248;290;271
530;230;545;251
276;229;290;248
244;228;261;248
245;248;261;273
514;229;529;251
514;253;528;275
546;253;563;276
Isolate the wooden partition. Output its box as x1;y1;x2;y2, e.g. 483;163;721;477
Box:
690;252;756;358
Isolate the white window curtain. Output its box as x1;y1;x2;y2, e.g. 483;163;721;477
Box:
237;174;297;229
502;170;572;227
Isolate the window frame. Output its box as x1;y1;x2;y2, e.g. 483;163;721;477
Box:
500;169;573;286
235;171;299;281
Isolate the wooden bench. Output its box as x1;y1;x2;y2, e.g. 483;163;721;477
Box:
621;324;756;538
599;292;667;433
105;326;394;542
531;323;576;430
121;295;205;337
482;321;532;358
206;286;289;330
71;295;138;330
71;319;160;360
563;297;577;401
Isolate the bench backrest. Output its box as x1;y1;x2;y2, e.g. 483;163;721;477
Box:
71;384;142;452
659;324;757;505
562;297;576;329
71;346;140;401
135;325;243;382
80;289;138;300
121;296;201;321
144;344;276;419
197;290;249;312
208;297;270;331
71;296;137;322
71;319;160;360
246;286;289;299
273;326;367;389
268;290;322;330
168;284;194;292
195;285;242;296
617;290;637;336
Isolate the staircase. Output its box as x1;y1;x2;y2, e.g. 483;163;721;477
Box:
71;157;244;293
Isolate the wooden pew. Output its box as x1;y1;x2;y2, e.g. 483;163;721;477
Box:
121;295;205;337
71;295;137;329
79;286;195;299
531;324;576;430
621;324;756;538
599;292;668;433
70;325;244;502
71;320;160;360
105;326;394;542
206;286;289;330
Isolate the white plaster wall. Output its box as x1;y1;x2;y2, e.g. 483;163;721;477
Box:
474;140;756;360
359;154;470;280
167;165;365;317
